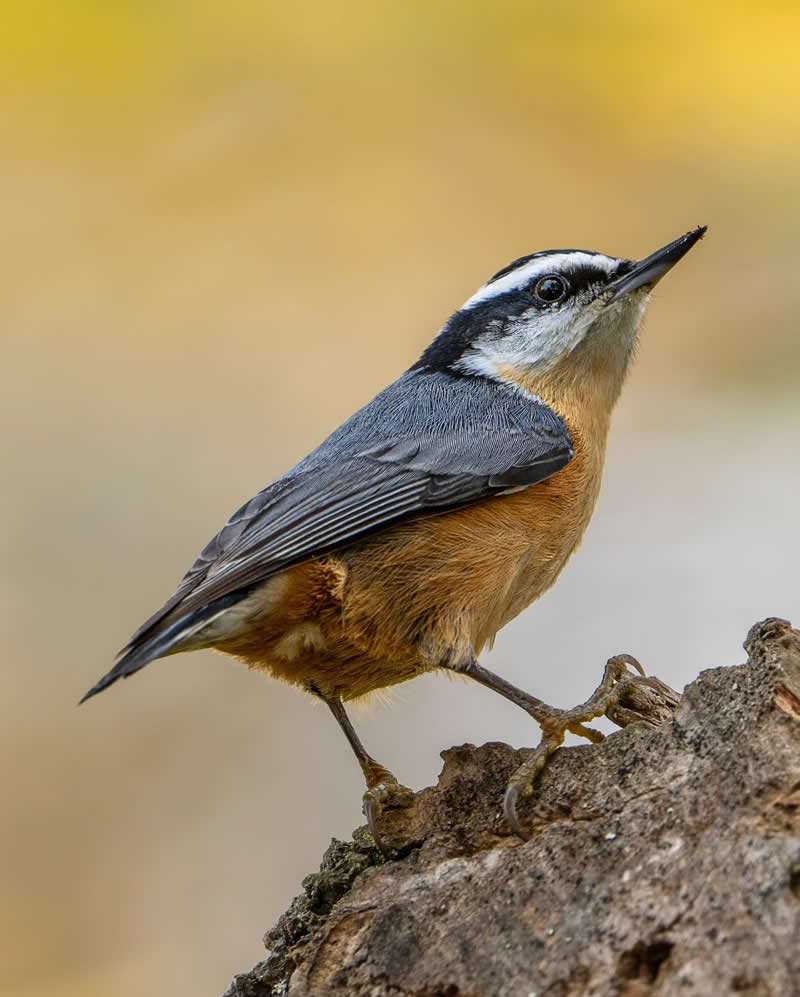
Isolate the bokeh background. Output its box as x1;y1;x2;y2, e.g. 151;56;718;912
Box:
2;2;799;994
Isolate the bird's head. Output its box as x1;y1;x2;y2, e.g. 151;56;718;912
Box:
415;227;706;407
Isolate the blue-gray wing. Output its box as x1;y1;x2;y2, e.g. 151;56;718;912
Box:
122;370;572;654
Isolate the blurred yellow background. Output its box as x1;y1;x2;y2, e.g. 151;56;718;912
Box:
2;2;799;994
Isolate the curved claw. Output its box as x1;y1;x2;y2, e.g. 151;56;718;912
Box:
609;652;645;678
362;780;415;856
503;783;530;841
362;783;390;855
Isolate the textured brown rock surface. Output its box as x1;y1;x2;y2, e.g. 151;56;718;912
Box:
225;619;800;997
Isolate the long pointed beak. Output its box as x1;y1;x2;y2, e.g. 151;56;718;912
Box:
607;226;707;302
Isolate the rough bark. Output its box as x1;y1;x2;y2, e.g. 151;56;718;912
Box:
224;618;800;997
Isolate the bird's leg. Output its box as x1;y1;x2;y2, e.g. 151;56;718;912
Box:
320;693;414;852
449;653;678;839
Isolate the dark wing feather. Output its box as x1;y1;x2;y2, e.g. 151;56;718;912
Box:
82;370;572;701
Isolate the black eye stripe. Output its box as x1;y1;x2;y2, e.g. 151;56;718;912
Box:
559;264;610;297
522;265;610;306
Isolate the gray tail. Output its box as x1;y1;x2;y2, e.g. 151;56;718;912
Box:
79;594;243;704
79;646;164;703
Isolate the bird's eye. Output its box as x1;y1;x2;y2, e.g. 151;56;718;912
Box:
532;274;568;303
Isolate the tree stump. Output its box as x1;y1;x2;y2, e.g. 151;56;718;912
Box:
225;618;800;997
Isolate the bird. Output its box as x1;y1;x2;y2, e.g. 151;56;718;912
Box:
82;225;706;843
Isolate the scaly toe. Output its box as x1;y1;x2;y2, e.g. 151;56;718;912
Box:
567;721;605;742
500;656;676;839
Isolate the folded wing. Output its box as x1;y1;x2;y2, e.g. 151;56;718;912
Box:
82;371;572;700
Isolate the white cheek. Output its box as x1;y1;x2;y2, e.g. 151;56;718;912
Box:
453;290;649;386
508;305;594;364
459;301;595;376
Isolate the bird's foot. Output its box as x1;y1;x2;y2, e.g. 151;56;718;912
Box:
504;654;681;839
362;764;415;855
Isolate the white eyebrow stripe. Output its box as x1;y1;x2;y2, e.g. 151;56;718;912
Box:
461;251;617;310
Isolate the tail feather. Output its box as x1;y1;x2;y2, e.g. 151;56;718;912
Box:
80;593;245;704
79;651;151;703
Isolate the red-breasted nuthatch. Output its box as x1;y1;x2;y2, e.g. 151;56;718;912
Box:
83;226;706;842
